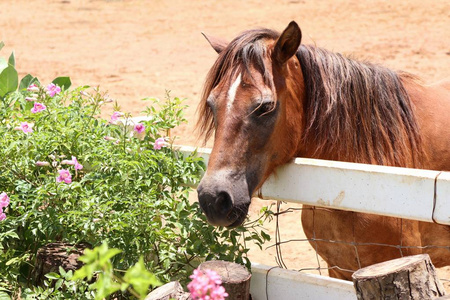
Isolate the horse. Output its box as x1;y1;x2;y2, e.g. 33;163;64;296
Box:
196;21;450;280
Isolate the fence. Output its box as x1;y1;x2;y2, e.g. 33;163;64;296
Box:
177;145;450;299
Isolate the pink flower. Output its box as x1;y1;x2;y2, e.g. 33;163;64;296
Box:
187;268;228;300
134;123;145;134
46;83;61;97
31;102;46;113
71;156;83;170
56;169;72;184
36;161;50;167
0;192;10;208
153;137;167;150
19;122;33;133
0;192;9;221
27;84;39;92
109;111;123;124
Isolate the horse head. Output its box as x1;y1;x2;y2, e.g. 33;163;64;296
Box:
197;21;305;227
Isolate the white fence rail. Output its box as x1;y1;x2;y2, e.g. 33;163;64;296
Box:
249;263;356;300
177;145;450;225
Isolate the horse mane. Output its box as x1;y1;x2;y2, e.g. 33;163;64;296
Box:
297;45;424;167
197;27;424;168
197;28;279;141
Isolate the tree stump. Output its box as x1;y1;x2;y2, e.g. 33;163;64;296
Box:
198;260;251;300
33;242;91;286
352;254;446;299
145;281;191;300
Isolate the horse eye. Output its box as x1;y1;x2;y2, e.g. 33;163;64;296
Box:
256;101;276;116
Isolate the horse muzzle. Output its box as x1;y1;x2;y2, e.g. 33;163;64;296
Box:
197;169;251;228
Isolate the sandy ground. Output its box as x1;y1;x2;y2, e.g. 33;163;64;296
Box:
1;0;449;290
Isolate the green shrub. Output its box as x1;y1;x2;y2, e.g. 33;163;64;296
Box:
0;45;271;299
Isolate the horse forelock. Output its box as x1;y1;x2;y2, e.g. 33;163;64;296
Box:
197;28;280;142
297;45;424;167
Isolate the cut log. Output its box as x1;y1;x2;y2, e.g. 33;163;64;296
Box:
352;254;446;299
198;260;251;300
145;281;191;300
33;242;91;286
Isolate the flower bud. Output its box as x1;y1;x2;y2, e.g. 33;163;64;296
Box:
35;161;50;167
27;84;39;92
104;136;115;141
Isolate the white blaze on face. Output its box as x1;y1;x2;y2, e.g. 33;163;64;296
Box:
227;73;241;111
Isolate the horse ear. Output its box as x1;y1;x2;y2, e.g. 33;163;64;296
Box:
202;32;228;54
273;21;302;65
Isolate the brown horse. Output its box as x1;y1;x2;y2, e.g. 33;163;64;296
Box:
196;21;450;280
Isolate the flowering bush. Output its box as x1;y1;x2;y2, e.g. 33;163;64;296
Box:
0;45;271;299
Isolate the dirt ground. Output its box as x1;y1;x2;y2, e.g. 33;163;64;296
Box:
1;0;449;290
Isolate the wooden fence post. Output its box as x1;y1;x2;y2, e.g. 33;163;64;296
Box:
198;260;251;300
352;254;446;299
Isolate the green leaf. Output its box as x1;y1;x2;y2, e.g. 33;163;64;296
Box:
19;74;40;91
123;257;161;297
52;76;71;90
5;256;21;266
64;269;73;280
72;262;97;281
0;41;4;51
54;278;63;290
58;266;67;276
0;230;19;240
100;248;122;264
8;52;15;67
261;230;271;241
0;291;11;300
91;273;121;300
0;65;18;97
45;272;61;280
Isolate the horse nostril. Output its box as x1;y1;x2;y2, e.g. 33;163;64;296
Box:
215;191;233;216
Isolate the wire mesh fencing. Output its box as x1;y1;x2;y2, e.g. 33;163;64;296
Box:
263;200;450;289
